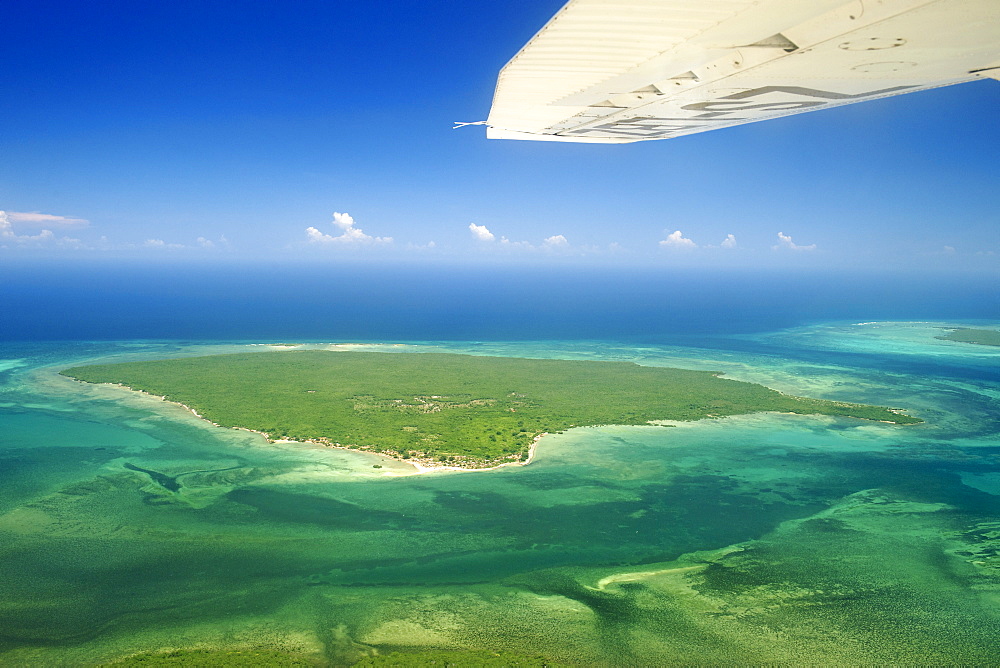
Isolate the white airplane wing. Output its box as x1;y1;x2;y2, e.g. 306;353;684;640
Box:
485;0;1000;143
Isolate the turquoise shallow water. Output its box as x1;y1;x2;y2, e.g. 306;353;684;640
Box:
0;323;998;665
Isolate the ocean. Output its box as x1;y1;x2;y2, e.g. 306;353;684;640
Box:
0;263;998;665
2;260;997;341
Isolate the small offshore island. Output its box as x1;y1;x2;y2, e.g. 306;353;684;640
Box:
936;327;1000;346
61;351;920;469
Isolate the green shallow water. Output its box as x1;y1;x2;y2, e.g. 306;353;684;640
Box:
0;325;998;666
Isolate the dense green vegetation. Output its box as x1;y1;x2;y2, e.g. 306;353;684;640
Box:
105;648;560;667
62;351;920;466
936;327;1000;346
105;648;315;666
353;649;563;666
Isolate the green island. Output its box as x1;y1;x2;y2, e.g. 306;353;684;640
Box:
935;327;1000;346
61;351;920;468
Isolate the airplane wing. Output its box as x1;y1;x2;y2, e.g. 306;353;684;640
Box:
485;0;1000;143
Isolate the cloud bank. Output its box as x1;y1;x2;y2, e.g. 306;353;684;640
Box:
468;223;495;242
659;230;696;249
306;212;393;245
1;210;82;246
469;223;571;252
5;211;89;227
773;232;816;251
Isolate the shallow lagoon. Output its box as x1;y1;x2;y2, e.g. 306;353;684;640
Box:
0;322;998;665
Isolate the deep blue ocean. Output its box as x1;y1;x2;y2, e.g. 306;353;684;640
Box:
2;261;997;342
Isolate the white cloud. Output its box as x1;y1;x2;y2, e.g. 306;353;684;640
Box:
331;211;355;230
498;237;535;249
720;234;737;249
24;229;55;242
0;209;81;246
659;230;697;249
942;245;956;254
196;237;214;248
305;226;330;243
468;223;495;242
773;232;816;251
306;212;392;245
144;238;185;249
469;225;574;253
6;211;88;227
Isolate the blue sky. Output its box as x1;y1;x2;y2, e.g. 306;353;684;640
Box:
1;0;997;271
